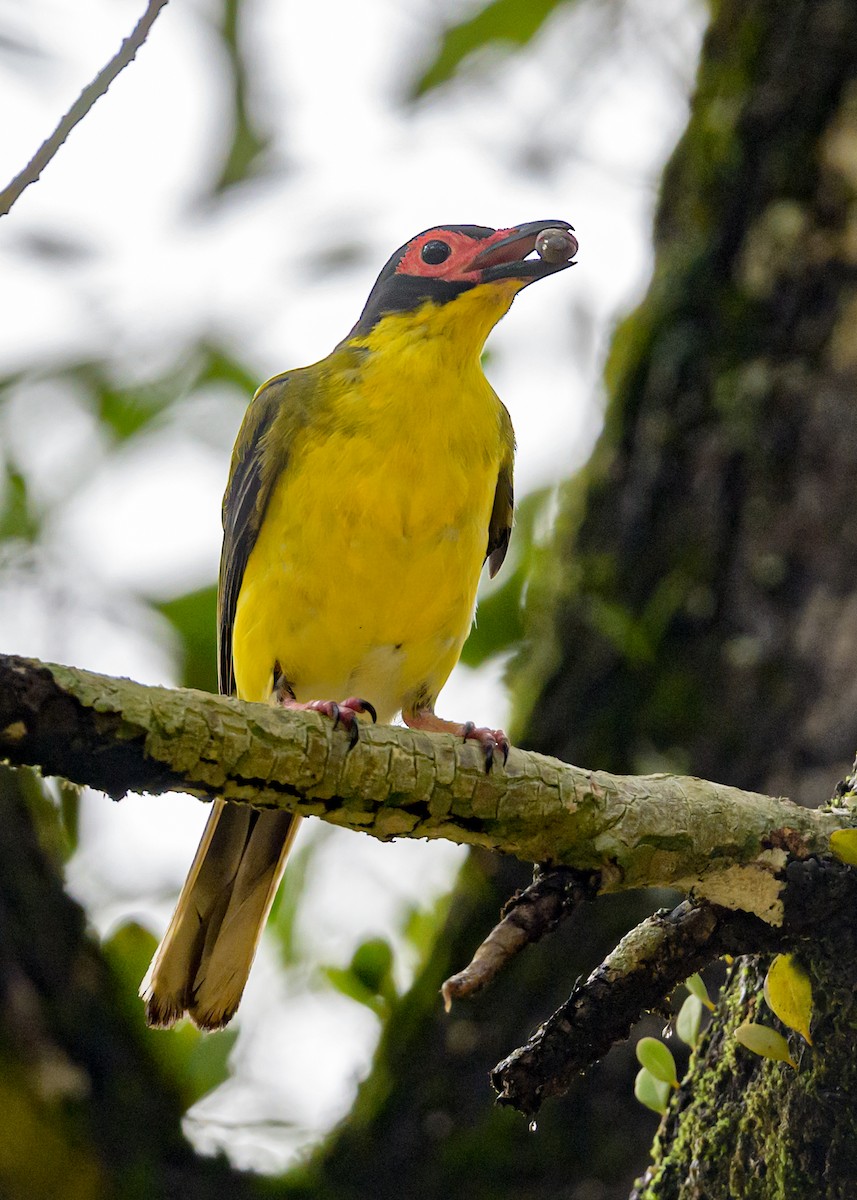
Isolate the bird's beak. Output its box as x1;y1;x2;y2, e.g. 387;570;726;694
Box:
469;219;578;284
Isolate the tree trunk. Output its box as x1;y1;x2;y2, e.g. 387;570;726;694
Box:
514;0;857;1193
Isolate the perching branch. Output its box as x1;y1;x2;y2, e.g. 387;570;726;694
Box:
2;652;856;1114
0;654;848;906
0;0;169;218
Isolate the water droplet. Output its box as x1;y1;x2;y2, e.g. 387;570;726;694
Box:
662;1023;672;1039
528;1120;538;1133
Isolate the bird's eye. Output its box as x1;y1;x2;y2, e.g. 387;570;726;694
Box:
421;240;451;265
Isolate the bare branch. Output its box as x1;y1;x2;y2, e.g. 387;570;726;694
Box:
491;856;857;1114
489;901;757;1115
0;0;169;218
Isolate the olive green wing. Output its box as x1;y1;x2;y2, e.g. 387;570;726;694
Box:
217;375;293;696
486;404;515;579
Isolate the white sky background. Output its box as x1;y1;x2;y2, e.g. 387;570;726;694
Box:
0;0;705;1173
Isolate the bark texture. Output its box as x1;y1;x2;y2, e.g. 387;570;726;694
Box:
0;654;841;892
512;0;857;1194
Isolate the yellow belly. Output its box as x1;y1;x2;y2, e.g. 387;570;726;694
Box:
231;361;505;719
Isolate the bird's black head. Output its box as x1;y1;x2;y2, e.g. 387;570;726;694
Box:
348;220;577;338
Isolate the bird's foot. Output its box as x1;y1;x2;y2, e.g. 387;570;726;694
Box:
403;709;510;773
461;721;511;773
275;691;377;748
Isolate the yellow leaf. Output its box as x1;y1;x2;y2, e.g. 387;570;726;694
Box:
685;972;715;1011
735;1022;797;1068
764;953;813;1045
830;828;857;866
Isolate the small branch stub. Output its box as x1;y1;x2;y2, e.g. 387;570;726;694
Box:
441;866;599;1008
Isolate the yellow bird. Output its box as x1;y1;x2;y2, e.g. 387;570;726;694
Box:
142;220;577;1031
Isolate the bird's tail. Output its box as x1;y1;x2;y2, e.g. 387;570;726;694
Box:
141;800;300;1031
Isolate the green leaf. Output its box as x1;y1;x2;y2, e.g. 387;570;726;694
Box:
675;994;703;1049
210;0;271;191
735;1021;797;1068
102;921;159;997
685;972;715;1011
411;0;570;98
155;585;218;693
180;1024;239;1105
70;361;178;443
0;462;41;542
830;827;857;866
635;1037;678;1087
268;831;322;967
350;937;395;997
103;922;238;1106
402;890;454;966
14;767;72;864
634;1067;670;1115
197;342;260;396
460;569;525;666
324;937;397;1017
764;954;813;1045
57;779;82;855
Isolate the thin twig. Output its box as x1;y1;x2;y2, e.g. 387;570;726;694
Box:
0;0;170;218
441;866;600;1008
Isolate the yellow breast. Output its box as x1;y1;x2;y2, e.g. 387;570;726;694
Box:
231;292;514;718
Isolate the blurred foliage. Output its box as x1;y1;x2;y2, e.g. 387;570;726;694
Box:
0;339;259;699
0;464;41;543
210;0;273;192
401;887;455;966
411;0;573;97
268;830;324;966
324;937;397;1018
103;921;238;1110
71;360;184;444
14;767;78;866
157;584;219;693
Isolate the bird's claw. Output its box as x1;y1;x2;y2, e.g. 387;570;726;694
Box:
461;722;511;773
342;697;377;724
305;697;376;749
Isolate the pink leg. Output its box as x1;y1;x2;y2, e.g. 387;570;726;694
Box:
403;708;510;773
273;674;377;748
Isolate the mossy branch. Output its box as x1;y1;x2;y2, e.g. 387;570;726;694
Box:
0;655;849;922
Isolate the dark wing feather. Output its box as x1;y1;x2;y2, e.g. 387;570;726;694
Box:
486;460;514;578
486;404;515;579
217;378;290;696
